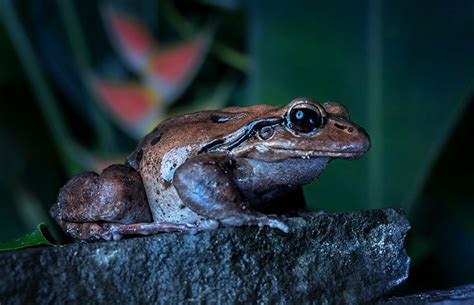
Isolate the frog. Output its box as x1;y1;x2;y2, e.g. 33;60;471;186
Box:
50;97;370;241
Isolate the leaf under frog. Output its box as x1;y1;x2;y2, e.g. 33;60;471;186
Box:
0;223;56;252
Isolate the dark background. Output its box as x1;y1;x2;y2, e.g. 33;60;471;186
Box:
0;0;473;294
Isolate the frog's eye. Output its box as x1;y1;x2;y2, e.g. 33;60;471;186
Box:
287;104;324;134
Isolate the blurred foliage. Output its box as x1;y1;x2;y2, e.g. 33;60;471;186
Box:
0;0;473;292
246;0;474;214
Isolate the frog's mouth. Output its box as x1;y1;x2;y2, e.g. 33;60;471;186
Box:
241;145;368;161
269;148;368;159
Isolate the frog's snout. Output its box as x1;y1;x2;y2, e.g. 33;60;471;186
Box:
353;127;371;154
345;125;371;158
327;117;371;158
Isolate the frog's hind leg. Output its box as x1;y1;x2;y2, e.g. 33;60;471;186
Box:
54;221;197;241
53;219;197;241
51;220;113;241
173;155;289;232
51;164;194;241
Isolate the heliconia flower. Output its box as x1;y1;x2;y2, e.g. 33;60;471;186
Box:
89;76;161;137
96;4;212;137
101;5;155;72
145;32;211;102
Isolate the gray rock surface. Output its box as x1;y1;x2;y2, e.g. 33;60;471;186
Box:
382;285;474;305
0;208;410;304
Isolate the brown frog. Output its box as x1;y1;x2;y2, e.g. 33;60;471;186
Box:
50;97;370;241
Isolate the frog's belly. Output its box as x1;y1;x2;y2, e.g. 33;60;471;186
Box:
146;185;204;224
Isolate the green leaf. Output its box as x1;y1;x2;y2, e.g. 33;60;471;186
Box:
245;0;474;213
0;223;56;252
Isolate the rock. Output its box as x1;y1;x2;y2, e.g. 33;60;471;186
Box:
382;285;474;305
0;208;410;304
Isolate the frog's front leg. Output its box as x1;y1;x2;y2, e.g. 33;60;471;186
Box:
173;155;289;232
51;164;195;241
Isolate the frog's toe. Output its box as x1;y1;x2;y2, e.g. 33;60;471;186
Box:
261;216;289;233
195;219;220;231
183;223;199;235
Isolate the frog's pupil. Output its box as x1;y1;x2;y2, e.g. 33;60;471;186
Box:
296;110;304;120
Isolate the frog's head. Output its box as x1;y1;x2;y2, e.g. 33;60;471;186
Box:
231;97;371;161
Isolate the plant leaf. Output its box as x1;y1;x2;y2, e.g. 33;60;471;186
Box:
0;223;56;252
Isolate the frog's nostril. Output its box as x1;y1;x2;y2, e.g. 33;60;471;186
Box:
334;123;347;130
334;123;355;133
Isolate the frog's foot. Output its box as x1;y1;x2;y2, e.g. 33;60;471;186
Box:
174;155;289;233
195;219;220;231
102;222;198;240
220;214;289;233
58;220;199;241
58;220;114;241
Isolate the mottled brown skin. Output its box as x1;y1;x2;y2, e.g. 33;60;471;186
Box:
51;97;371;241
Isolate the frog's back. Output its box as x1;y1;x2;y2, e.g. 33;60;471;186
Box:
127;104;280;169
